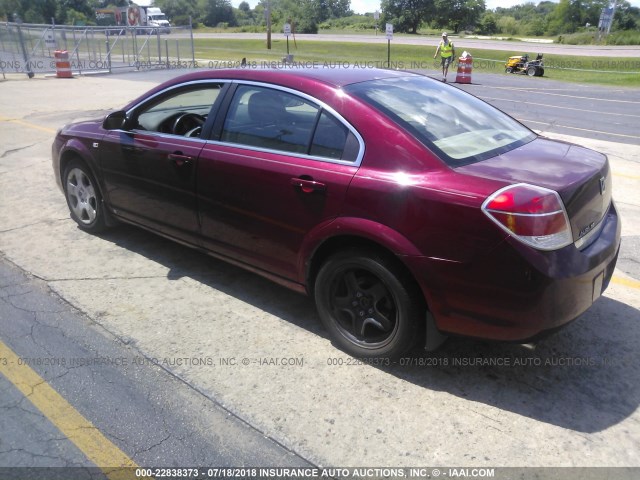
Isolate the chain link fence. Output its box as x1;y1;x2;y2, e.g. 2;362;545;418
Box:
0;20;196;79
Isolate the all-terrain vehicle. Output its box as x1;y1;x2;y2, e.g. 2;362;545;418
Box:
505;53;544;77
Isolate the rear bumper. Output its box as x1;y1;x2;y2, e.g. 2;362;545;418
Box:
411;201;621;342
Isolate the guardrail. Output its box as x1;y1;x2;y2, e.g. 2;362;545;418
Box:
0;20;196;78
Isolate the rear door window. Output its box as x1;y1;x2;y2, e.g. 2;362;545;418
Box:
219;85;360;163
221;85;318;154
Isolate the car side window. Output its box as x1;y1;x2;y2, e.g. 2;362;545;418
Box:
310;110;358;161
221;86;319;154
135;85;222;137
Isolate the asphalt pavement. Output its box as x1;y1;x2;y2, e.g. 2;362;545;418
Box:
0;257;311;476
0;69;639;476
454;72;640;145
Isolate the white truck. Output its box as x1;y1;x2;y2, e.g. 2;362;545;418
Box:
144;7;171;33
96;4;171;34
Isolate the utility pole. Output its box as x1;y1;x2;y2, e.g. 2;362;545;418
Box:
607;0;618;35
266;0;271;49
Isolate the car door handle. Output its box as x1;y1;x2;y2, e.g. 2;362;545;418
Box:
290;177;326;193
122;145;145;155
168;152;193;167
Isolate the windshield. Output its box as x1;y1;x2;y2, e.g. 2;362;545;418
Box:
346;76;536;166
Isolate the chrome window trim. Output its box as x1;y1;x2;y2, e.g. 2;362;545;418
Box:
220;80;365;166
203;139;360;167
125;79;226;117
127;130;210;145
118;79;226;141
121;78;366;166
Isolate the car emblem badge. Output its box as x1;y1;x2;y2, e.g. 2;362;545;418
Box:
599;176;606;195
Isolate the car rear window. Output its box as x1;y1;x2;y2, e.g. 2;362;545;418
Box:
345;76;536;166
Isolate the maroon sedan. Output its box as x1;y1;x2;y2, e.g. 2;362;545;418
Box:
52;68;620;358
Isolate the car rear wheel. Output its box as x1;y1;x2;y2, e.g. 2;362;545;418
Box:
314;249;422;358
527;66;537;76
63;160;106;233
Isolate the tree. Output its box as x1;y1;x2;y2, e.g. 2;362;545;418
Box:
477;10;498;34
156;0;199;25
0;0;98;24
327;0;352;18
546;0;588;34
433;0;486;33
262;0;323;33
200;0;236;26
525;16;546;35
235;1;255;26
297;0;322;33
614;1;640;30
381;0;433;34
55;0;93;24
497;15;519;34
581;0;608;26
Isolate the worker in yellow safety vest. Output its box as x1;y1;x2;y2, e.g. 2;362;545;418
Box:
434;32;455;82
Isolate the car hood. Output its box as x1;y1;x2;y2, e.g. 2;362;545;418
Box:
61;118;102;133
457;136;612;244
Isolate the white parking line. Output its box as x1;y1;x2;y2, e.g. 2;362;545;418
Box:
480;96;640;119
522;118;640;139
481;85;640;104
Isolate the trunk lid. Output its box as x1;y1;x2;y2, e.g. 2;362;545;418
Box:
457;137;612;244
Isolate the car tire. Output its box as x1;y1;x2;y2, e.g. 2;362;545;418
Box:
63;160;107;233
527;66;537;76
314;248;423;359
505;67;513;73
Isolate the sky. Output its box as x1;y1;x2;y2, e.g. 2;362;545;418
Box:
232;0;640;14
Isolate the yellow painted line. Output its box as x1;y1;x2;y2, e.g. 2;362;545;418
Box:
613;171;640;180
0;116;56;134
612;275;640;290
0;339;140;480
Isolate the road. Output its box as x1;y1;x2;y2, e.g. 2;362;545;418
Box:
453;71;640;145
184;32;640;58
0;70;639;477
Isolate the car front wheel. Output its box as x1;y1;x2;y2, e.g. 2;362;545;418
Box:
314;249;423;359
63;160;106;233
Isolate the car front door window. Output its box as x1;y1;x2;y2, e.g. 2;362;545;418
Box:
135;85;222;137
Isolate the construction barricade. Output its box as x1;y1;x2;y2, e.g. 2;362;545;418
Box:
54;50;73;78
456;52;472;84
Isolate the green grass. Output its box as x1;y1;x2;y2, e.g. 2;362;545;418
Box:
190;38;640;87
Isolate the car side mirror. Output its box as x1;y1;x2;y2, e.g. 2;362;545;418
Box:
103;111;130;130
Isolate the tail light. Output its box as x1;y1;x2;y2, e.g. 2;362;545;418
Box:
482;183;573;251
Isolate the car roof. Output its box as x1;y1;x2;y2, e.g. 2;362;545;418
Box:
152;67;419;93
122;67;425;113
